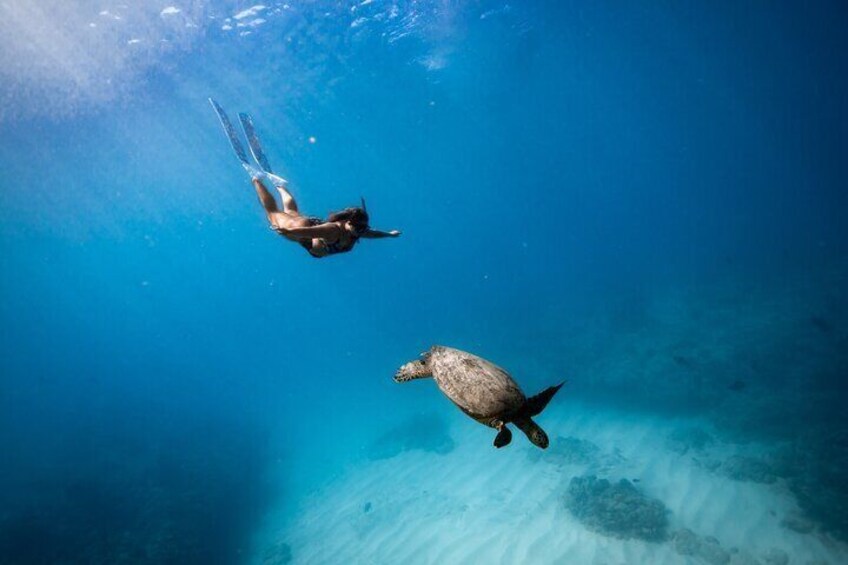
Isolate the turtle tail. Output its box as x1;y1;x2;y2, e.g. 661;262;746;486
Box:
524;382;565;417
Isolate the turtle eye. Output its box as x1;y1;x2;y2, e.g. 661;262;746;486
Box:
419;360;425;365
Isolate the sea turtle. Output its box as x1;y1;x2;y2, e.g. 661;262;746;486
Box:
394;345;564;449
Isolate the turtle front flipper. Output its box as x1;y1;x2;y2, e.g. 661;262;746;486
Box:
493;423;512;448
394;355;433;383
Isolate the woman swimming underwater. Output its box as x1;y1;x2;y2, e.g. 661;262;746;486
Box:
210;99;400;258
253;174;400;258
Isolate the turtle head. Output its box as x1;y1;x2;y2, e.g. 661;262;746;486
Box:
394;352;432;383
528;425;550;449
514;417;550;449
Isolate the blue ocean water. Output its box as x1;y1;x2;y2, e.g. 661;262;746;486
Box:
1;1;846;563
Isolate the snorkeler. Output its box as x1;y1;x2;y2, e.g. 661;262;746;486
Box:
252;175;400;257
209;98;400;258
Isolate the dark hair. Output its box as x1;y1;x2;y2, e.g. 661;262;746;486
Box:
328;206;369;233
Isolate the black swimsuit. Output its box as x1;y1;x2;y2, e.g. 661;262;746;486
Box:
315;239;355;257
273;218;357;258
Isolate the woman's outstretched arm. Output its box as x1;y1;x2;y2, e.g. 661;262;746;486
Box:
361;229;401;239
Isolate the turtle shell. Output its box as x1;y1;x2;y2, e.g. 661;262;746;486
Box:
428;345;526;423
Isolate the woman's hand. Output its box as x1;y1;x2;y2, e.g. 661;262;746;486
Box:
357;228;400;239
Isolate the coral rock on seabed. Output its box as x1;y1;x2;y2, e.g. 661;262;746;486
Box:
528;436;600;465
720;455;777;484
365;414;455;460
761;548;789;565
565;476;669;542
672;528;730;565
670;527;801;565
770;433;848;542
667;428;714;455
727;548;761;565
780;512;815;534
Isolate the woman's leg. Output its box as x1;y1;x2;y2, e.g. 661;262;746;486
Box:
258;171;299;215
252;178;280;213
274;183;299;214
253;177;313;240
269;211;314;234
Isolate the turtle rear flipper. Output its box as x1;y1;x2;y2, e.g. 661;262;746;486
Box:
494;424;512;448
524;382;565;417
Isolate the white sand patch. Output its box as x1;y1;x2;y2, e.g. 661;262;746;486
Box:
256;405;848;564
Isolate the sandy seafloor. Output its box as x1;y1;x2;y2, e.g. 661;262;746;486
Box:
249;270;848;565
254;403;848;565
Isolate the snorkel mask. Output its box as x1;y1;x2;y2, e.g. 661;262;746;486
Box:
352;196;370;234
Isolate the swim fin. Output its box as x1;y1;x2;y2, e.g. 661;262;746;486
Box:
238;112;288;186
238;112;273;173
209;98;252;168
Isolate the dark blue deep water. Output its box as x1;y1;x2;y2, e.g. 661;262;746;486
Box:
1;1;847;563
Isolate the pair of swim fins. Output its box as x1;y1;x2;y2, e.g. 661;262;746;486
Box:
209;98;287;186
